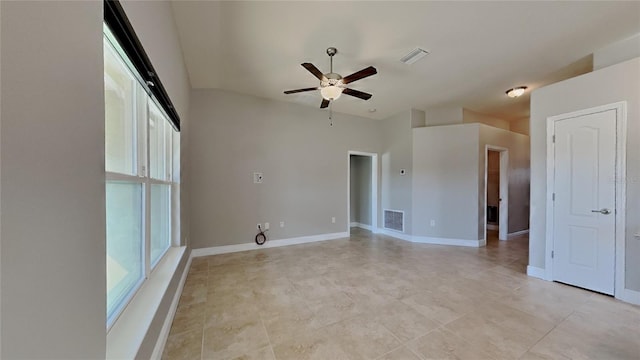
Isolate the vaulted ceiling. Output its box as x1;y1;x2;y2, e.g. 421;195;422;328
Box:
171;1;640;120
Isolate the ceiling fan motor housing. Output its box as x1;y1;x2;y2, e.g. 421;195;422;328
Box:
321;72;343;87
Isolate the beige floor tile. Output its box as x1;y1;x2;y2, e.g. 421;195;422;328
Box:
261;303;316;344
162;328;202;360
189;257;209;274
323;315;402;359
444;302;555;359
374;300;440;343
169;302;206;337
271;328;355;360
401;289;474;326
407;328;505;360
179;282;207;306
377;346;422;360
306;292;365;329
219;345;275;360
202;315;270;360
162;232;638;360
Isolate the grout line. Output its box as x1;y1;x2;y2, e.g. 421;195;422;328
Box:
200;267;209;360
374;343;405;360
259;316;277;360
519;309;575;358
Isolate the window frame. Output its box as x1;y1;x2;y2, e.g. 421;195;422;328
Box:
104;25;179;330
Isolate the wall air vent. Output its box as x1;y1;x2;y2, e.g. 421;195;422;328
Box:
383;209;405;232
400;48;429;65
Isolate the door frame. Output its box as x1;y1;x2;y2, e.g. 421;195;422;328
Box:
347;151;378;233
545;101;627;299
483;145;509;241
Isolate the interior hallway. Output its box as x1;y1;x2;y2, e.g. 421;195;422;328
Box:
163;230;640;359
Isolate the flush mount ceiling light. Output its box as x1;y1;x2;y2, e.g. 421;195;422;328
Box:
506;86;528;98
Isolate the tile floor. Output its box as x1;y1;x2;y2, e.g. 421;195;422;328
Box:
163;229;640;360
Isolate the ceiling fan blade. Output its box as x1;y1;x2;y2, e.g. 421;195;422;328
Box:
302;63;325;81
342;88;372;100
320;99;330;108
284;87;319;94
342;66;377;84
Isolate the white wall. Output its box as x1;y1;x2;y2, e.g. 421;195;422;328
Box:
1;1;105;357
424;106;463;126
412;124;479;240
188;89;380;249
478;124;530;237
530;57;640;291
380;110;414;233
463;108;510;131
593;33;640;70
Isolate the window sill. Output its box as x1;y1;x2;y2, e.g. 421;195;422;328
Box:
106;246;187;359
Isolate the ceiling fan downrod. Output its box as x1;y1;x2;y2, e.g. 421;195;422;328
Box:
327;47;337;73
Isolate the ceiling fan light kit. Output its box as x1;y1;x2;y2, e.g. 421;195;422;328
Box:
284;47;377;109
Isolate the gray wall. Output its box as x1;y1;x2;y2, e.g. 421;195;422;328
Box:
478;124;530;237
188;89;380;248
0;1;191;357
350;155;372;225
412;124;480;240
1;1;106;357
411;123;530;241
380;110;414;233
530;57;640;291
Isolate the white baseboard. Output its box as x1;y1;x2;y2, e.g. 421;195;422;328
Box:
527;265;546;280
377;228;413;242
191;232;349;257
412;235;484;247
617;288;640;306
350;222;372;231
486;224;499;230
378;229;483;247
150;253;192;360
508;229;530;239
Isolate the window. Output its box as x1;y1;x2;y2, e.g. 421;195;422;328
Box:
104;25;179;328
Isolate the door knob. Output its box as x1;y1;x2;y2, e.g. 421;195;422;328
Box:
591;208;611;215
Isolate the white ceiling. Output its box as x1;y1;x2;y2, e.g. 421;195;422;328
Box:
171;1;640;120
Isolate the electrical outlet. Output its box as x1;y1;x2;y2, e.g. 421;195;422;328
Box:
331;217;336;224
253;172;263;184
280;221;285;228
430;219;436;227
265;222;270;230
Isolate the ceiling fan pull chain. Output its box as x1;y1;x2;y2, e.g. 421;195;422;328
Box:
329;103;333;127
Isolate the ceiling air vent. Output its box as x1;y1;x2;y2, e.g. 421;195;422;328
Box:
400;48;429;65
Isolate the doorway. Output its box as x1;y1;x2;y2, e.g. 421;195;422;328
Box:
546;102;626;296
348;152;378;234
484;146;508;241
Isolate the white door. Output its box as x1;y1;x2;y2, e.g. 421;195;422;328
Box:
553;109;616;295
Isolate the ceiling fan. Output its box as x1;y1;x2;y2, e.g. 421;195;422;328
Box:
284;47;377;109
